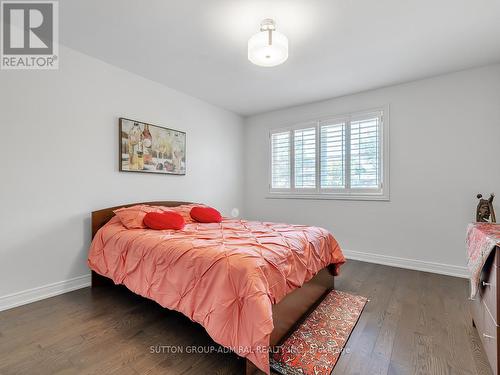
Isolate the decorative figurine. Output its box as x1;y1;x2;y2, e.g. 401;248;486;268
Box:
476;193;496;223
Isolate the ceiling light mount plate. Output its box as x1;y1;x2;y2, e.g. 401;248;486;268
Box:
248;18;288;67
260;18;276;32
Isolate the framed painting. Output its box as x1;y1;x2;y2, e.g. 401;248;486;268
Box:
119;118;186;175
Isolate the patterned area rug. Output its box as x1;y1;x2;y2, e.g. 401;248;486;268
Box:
270;290;368;375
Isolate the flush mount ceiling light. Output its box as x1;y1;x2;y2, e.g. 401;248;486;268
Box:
248;19;288;67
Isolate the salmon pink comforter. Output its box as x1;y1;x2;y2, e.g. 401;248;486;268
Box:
88;216;345;374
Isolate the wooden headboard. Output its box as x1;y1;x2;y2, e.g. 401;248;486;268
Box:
91;201;195;238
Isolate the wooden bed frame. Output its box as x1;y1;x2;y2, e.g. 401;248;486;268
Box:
91;201;336;375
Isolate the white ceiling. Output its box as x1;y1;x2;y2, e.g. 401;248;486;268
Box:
61;0;500;116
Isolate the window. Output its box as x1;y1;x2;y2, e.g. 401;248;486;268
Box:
294;127;316;189
271;131;291;188
269;108;389;200
320;120;346;189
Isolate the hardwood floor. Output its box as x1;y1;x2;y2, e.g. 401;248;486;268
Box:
0;260;492;375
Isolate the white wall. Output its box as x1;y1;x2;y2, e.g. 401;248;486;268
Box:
244;64;500;276
0;46;244;304
1;50;498;311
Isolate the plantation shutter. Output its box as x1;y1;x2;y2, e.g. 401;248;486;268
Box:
269;109;385;198
320;121;346;188
294;127;316;188
271;131;291;189
350;114;381;189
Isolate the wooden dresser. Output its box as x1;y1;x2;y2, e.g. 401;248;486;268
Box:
472;246;500;375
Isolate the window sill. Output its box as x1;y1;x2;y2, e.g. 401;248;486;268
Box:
266;192;390;201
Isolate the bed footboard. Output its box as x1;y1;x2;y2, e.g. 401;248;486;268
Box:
246;266;335;374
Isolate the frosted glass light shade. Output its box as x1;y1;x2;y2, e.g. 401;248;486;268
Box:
248;30;288;67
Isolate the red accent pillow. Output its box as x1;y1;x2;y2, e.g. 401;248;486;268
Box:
157;204;197;224
190;206;222;223
143;211;185;230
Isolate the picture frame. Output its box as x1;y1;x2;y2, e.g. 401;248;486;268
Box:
119;117;186;175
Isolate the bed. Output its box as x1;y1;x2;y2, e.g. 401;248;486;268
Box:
88;201;345;374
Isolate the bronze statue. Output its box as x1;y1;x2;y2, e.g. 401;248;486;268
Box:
476;193;496;223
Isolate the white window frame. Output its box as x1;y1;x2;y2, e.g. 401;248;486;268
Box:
268;106;390;201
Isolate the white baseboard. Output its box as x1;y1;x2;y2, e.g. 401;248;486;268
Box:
343;249;469;278
0;274;91;312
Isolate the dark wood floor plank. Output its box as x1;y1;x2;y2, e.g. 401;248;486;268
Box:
334;262;404;375
436;273;478;374
0;260;491;375
415;272;465;375
388;268;423;371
